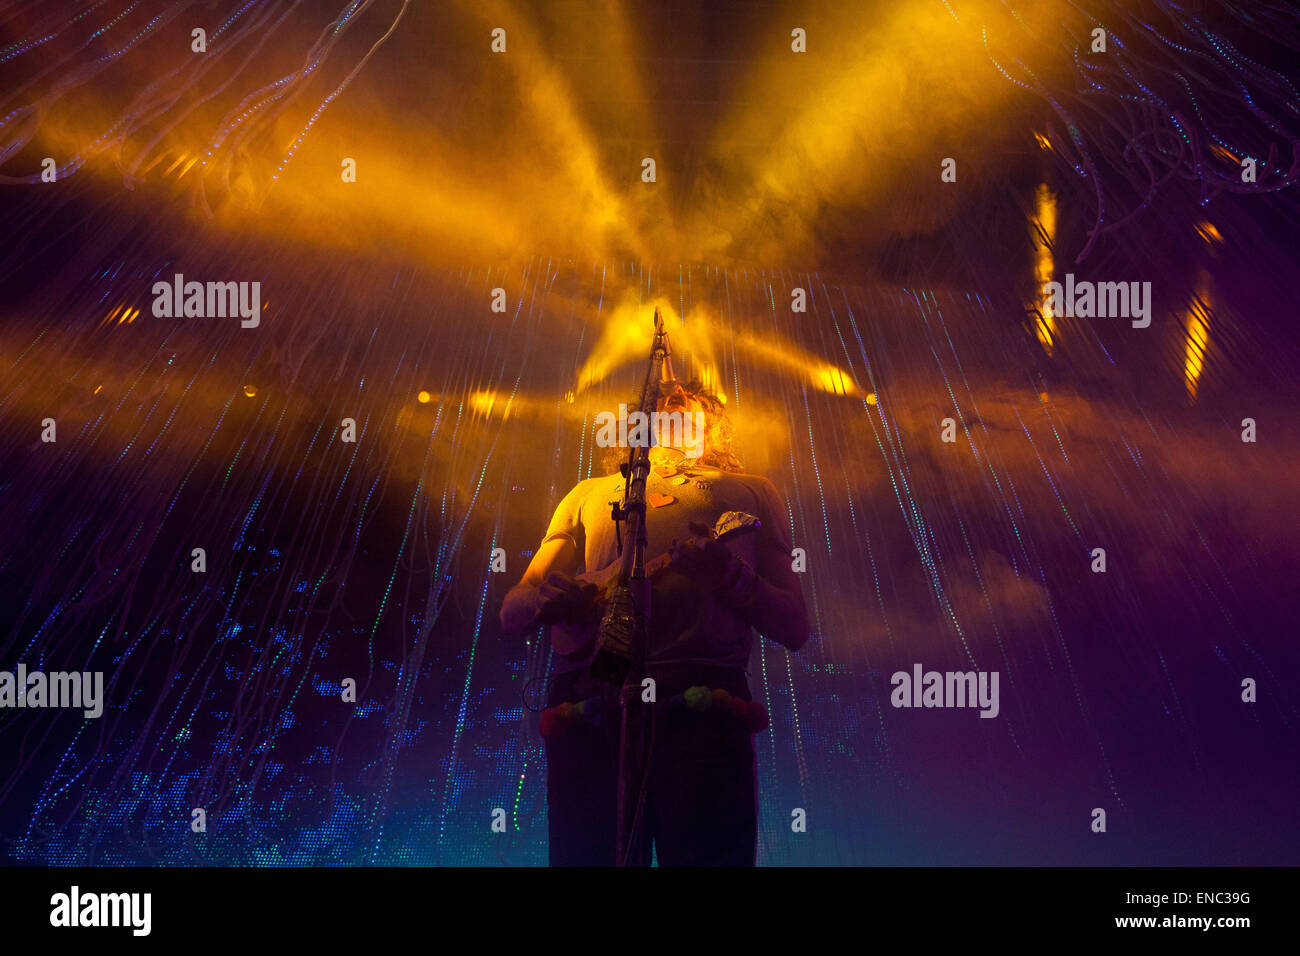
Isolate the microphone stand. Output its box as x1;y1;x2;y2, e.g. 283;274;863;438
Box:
589;308;671;867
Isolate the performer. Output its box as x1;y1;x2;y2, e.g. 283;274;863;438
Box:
500;376;810;866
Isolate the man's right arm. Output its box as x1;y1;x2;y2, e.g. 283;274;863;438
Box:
499;534;585;634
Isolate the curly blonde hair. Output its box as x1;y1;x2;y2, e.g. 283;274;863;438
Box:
598;379;743;474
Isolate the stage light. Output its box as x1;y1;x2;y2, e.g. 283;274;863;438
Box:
1183;271;1214;402
1031;182;1058;354
815;366;855;396
1196;222;1223;246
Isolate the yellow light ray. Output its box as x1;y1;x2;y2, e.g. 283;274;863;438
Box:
1031;181;1058;353
731;328;856;396
575;293;855;403
466;389;564;422
1209;143;1238;164
176;154;200;180
574;295;715;393
457;1;651;261
1195;221;1223;246
1183;270;1213;402
161;152;189;178
685;1;1074;262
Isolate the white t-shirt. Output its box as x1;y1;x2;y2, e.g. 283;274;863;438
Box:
540;464;792;673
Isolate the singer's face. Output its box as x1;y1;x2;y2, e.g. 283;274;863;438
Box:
655;383;709;458
658;382;703;418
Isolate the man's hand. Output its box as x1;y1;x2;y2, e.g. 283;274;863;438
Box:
534;570;604;626
661;521;737;590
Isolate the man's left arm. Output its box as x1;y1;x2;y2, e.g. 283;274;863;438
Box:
665;477;811;651
720;478;810;651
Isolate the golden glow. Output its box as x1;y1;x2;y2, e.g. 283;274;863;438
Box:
678;2;1072;263
243;384;257;398
816;366;854;396
103;303;139;326
1183;270;1213;402
734;328;856;396
1195;221;1223;245
573;296;855;403
469;389;551;421
161;152;189;178
417;390;432;404
12;1;1079;270
865;392;877;406
1031;182;1057;354
575;296;713;393
466;1;647;259
1033;131;1053;151
469;390;500;415
441;388;578;422
699;365;721;399
1209;143;1238;165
